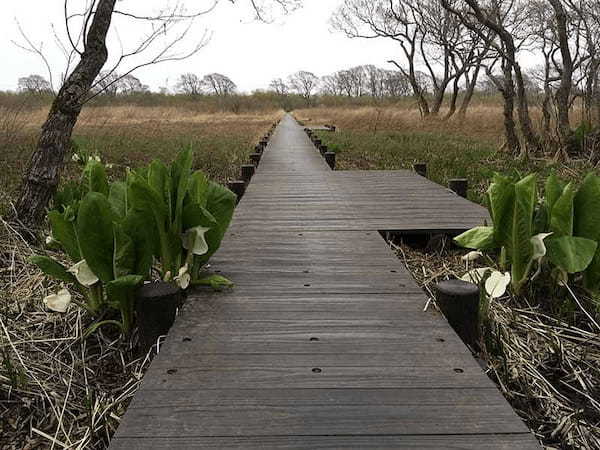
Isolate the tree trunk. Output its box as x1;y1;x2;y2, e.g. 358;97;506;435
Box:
444;77;460;120
513;62;542;156
457;64;481;117
14;0;117;230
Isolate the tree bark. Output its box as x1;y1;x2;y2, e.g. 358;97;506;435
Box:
457;64;481;117
15;0;117;229
548;0;573;155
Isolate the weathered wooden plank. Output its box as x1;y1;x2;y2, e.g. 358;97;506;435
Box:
111;434;539;450
112;389;529;437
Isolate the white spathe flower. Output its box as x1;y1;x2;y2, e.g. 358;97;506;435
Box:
71;153;80;162
461;251;483;262
531;232;553;262
174;264;191;290
68;260;99;287
182;226;210;256
106;163;114;169
43;288;72;313
485;271;511;298
460;267;491;284
94;155;101;162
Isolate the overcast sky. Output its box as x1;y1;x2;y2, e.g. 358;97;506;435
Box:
1;0;400;93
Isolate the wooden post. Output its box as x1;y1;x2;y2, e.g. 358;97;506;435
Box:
434;280;480;349
449;178;468;198
413;163;427;178
227;180;246;203
314;138;322;147
250;153;262;166
324;152;336;170
136;281;181;353
255;144;263;154
319;144;328;155
241;164;255;184
260;139;268;148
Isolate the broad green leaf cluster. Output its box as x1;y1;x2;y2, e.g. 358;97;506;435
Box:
31;148;236;334
455;173;600;294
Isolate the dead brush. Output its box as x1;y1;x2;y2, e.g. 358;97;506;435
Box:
393;239;600;449
0;217;153;449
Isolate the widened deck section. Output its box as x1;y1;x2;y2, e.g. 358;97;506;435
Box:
111;115;539;449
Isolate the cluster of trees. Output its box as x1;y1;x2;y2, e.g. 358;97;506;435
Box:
174;73;237;96
332;0;600;158
267;66;411;106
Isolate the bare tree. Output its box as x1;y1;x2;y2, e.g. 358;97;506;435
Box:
269;78;289;96
14;0;302;229
175;73;204;95
288;71;319;104
332;0;483;118
17;74;53;94
201;73;237;96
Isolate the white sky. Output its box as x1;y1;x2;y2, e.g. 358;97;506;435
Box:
1;0;400;93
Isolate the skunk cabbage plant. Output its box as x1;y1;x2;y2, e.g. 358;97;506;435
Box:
31;148;236;334
455;173;600;295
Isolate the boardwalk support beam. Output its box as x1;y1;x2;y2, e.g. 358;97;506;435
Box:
434;279;480;349
227;180;246;203
413;163;428;178
241;164;255;184
250;153;262;167
325;152;336;170
136;282;181;354
449;178;469;198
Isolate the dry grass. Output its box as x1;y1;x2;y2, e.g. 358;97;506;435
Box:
1;104;283;213
0;219;156;449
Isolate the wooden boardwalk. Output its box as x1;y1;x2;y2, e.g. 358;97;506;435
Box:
111;114;539;449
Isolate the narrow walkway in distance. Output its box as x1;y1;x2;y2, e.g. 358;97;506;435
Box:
111;114;539;449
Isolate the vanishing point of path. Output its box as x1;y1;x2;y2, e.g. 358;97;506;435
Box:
111;114;540;449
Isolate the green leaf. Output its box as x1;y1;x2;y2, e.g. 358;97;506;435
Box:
77;192;115;282
550;182;575;237
511;174;536;291
170;147;194;232
148;160;170;207
105;275;143;333
48;210;81;261
182;203;217;230
108;182;128;218
29;256;76;283
188;171;209;208
193;274;234;291
584;249;600;291
454;226;496;250
83;160;109;197
545;172;564;217
121;211;155;277
547;236;597;274
197;182;236;264
574;173;600;241
487;174;515;252
113;224;136;279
